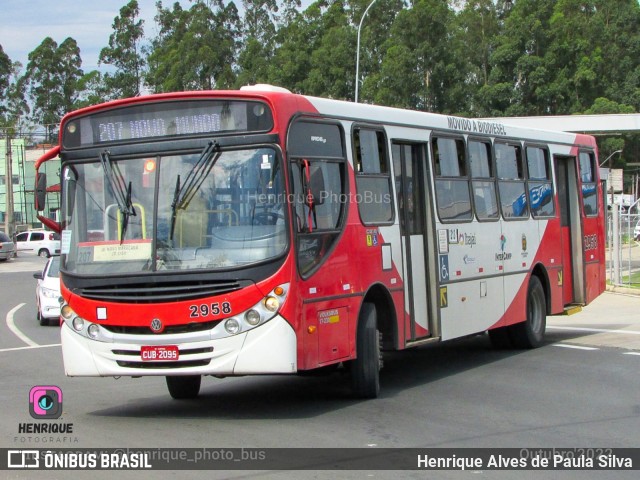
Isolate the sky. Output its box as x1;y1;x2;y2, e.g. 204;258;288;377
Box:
0;1;316;74
0;0;188;72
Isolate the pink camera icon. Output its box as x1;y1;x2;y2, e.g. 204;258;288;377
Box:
29;386;63;419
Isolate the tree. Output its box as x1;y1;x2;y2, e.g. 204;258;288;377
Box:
480;0;556;116
371;0;460;111
99;0;146;99
594;0;640;110
353;0;406;104
304;0;355;99
22;36;83;141
268;2;317;92
74;71;109;109
0;45;11;120
0;46;29;135
146;0;240;92
235;0;279;87
57;38;84;112
584;97;635;171
479;0;640;117
453;0;500;115
23;38;65;141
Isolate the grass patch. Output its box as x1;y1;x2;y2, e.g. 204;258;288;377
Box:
620;271;640;286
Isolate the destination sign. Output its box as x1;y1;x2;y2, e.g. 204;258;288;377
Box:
62;100;273;148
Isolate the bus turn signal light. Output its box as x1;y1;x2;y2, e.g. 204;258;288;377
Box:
144;159;156;173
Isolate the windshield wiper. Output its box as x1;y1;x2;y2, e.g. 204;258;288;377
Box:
169;141;221;240
100;150;136;242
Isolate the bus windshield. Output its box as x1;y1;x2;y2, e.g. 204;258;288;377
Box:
62;147;287;275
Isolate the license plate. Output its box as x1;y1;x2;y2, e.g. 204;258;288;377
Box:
140;345;179;361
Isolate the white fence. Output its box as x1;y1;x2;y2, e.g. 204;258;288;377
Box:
608;203;640;286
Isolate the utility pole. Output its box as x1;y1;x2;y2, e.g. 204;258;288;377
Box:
4;135;15;236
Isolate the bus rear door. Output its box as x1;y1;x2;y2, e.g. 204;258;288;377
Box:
554;155;585;305
392;142;435;341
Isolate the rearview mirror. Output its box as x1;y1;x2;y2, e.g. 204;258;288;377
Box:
35;173;47;211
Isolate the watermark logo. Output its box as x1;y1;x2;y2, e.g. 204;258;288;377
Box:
29;386;63;419
7;450;39;468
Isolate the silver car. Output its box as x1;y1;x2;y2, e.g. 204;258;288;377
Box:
0;232;16;261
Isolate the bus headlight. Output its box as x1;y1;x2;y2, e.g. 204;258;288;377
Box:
212;284;289;339
72;317;85;332
225;318;241;335
245;309;261;326
264;296;279;312
59;301;110;342
87;324;100;339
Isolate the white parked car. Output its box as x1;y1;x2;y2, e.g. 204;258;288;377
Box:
16;230;61;257
34;256;61;326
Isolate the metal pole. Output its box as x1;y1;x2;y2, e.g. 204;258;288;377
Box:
612;203;620;285
355;0;378;103
4;135;14;236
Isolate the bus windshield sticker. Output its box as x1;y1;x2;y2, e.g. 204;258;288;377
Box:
438;229;449;254
76;240;152;263
61;229;72;254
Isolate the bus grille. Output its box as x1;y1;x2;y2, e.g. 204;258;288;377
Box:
116;359;211;369
78;279;245;303
103;320;220;335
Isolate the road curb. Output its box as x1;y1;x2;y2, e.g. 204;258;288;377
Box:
606;284;640;296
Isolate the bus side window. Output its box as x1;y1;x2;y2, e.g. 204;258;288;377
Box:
353;128;393;225
433;136;472;222
579;151;598;217
496;142;528;219
526;145;555;218
469;139;498;220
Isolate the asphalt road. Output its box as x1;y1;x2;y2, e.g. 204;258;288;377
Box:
1;254;639;479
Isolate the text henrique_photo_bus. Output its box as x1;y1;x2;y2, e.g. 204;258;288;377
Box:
33;84;606;400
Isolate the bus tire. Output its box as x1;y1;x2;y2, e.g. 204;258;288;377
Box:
166;375;201;399
509;276;546;349
350;303;380;399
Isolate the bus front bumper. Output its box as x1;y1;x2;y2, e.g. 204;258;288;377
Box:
61;315;297;377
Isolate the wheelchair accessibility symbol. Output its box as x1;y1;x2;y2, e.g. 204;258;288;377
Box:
439;255;449;282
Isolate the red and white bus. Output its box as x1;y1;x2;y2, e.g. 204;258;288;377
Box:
34;85;605;399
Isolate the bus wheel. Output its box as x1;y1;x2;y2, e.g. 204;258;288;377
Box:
166;375;201;399
350;303;381;399
509;276;546;349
